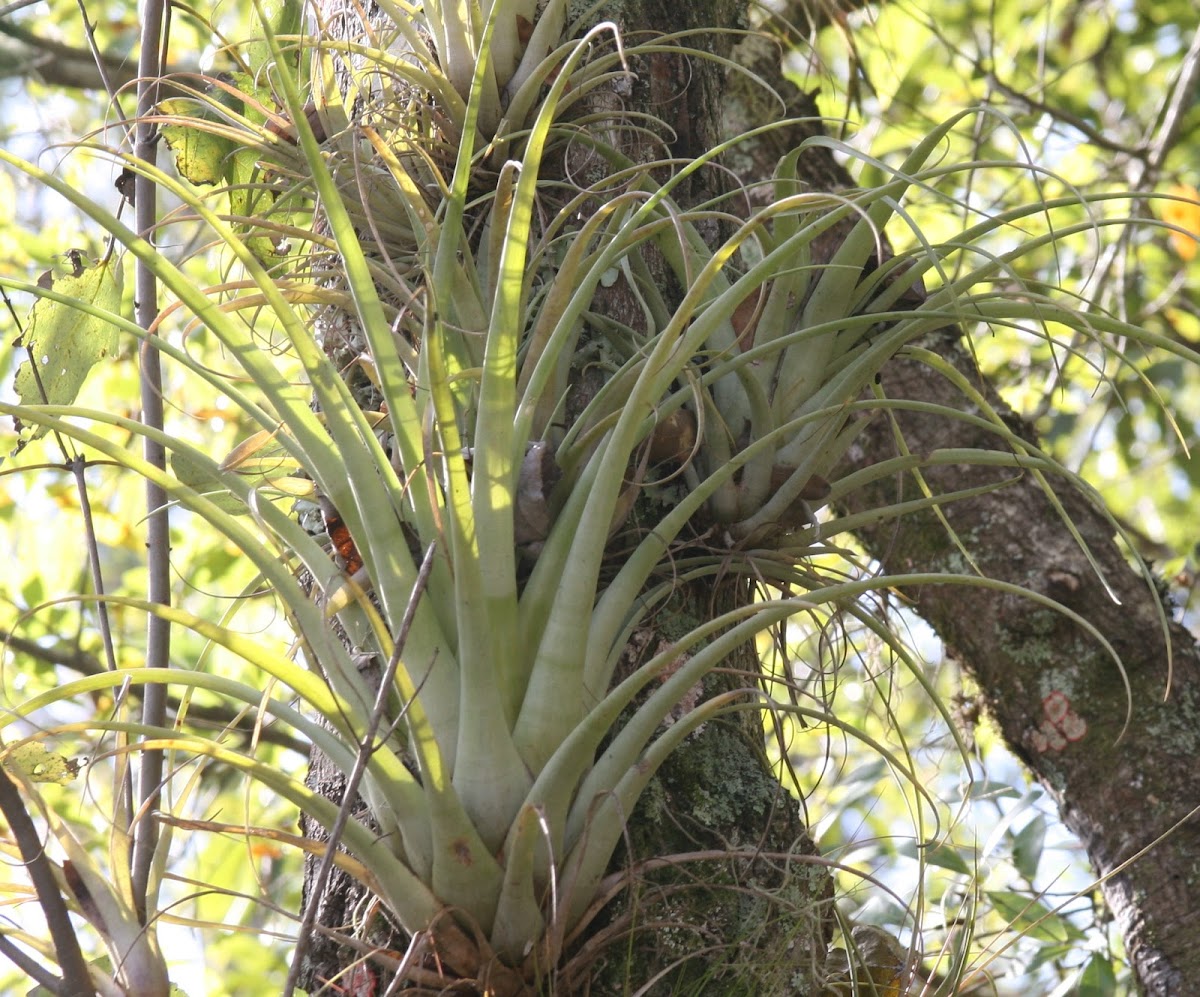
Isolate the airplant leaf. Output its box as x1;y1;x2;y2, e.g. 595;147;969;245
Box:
12;763;170;993
491;804;549;961
253;5;467;757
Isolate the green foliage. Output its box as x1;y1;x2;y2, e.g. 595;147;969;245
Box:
789;0;1200;990
0;0;1196;993
816;0;1200;564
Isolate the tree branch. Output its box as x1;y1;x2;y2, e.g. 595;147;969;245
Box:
723;11;1200;992
835;337;1200;995
0;766;96;997
0;19;193;91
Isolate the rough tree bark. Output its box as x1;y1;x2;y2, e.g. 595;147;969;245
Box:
298;1;1200;994
837;338;1200;996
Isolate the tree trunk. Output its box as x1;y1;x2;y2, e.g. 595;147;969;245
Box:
564;578;832;995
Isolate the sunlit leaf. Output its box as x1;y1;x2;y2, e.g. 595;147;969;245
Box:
160;98;237;187
2;741;84;784
12;252;122;442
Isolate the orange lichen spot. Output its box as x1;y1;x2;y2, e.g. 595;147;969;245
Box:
1030;690;1087;752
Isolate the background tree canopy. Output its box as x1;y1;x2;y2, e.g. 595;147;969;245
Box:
1;0;1199;994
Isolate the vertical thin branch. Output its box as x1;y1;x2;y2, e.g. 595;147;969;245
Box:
71;455;122;675
129;0;171;924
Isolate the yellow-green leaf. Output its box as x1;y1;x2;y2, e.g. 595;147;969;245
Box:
13;253;122;441
160;98;237;187
2;741;84;784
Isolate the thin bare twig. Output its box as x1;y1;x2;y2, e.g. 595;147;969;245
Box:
0;0;42;18
3;285;122;682
71;0;131;141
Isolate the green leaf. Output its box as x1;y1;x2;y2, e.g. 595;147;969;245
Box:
957;777;1024;804
986;890;1086;944
160;78;284;260
160;98;238;187
1;741;82;784
1075;951;1119;996
169;449;250;515
1012;813;1047;881
914;841;974;876
19;574;45;609
13;253;122;441
245;0;303;74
